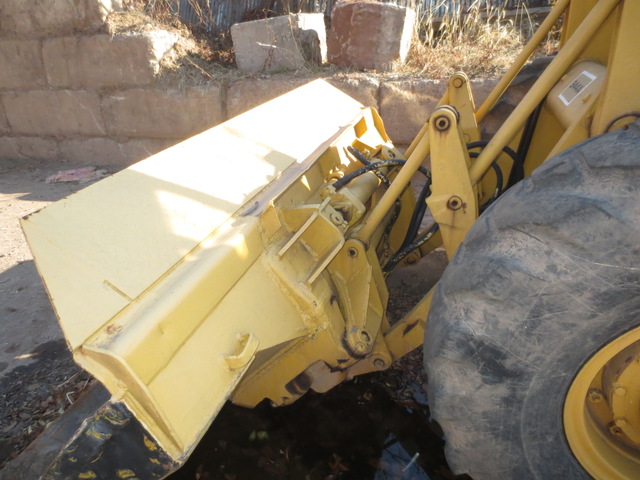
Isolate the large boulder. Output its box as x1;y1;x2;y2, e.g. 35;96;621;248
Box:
231;14;327;73
327;1;415;72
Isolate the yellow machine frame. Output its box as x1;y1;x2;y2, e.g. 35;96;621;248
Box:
20;0;640;473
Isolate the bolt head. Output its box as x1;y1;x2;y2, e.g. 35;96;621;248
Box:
374;358;386;369
447;196;463;210
354;342;367;354
330;212;344;226
358;330;371;343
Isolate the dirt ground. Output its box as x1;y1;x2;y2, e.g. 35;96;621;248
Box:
0;158;109;469
0;157;448;477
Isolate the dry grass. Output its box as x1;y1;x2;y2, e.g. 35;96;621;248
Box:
398;1;551;78
107;0;239;86
109;1;559;80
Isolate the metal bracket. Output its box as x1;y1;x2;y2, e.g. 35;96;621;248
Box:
327;238;385;357
449;72;481;145
426;105;479;259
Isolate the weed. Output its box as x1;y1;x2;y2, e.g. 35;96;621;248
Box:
112;1;559;79
398;0;554;78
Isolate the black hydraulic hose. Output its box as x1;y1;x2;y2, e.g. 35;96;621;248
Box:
331;159;432;191
383;223;440;274
346;146;391;185
467;151;504;201
467;141;522;193
334;149;434;260
467;141;522;178
381;199;403;254
512;101;544;186
399;180;431;250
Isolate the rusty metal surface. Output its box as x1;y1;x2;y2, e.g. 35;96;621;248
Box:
171;0;552;33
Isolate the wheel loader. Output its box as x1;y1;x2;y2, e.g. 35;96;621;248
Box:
12;0;640;478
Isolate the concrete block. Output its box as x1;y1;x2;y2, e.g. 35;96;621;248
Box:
121;138;180;163
379;79;446;145
0;100;9;134
43;32;178;89
326;74;379;109
328;2;415;72
227;77;309;118
3;90;106;136
470;77;500;107
0;0;120;37
0;40;45;89
232;14;327;73
59;137;178;167
0;136;58;160
102;86;224;138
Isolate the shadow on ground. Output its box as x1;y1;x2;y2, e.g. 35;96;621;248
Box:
170;358;467;480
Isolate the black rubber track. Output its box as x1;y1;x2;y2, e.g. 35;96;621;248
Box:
424;120;640;479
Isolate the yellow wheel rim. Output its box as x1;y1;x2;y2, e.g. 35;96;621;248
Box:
564;327;640;479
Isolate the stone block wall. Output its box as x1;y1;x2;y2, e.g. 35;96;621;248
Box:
0;0;498;168
0;0;225;167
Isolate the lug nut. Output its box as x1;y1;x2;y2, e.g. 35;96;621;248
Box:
609;424;623;436
587;389;603;403
614;417;628;428
614;385;627;396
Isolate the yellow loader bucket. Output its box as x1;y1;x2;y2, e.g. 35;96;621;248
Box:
22;80;405;478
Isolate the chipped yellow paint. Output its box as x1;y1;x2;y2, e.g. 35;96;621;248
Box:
89;451;103;464
149;458;161;465
143;435;158;451
78;472;97;479
117;469;137;478
85;426;112;441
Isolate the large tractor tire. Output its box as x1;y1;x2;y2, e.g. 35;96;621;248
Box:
424;121;640;480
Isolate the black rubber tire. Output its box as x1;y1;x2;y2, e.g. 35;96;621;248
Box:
424;120;640;480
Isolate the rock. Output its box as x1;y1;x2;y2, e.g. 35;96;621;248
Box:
0;137;59;161
101;86;224;138
227;77;310;118
43;32;178;89
0;0;121;38
2;90;106;136
0;40;46;89
231;14;327;73
379;79;446;145
59;138;179;167
327;1;415;72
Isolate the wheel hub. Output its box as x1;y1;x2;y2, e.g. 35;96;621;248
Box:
564;328;640;479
